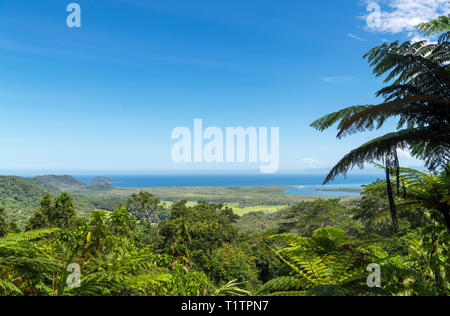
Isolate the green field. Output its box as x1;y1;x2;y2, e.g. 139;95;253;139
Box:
111;185;358;204
110;185;359;216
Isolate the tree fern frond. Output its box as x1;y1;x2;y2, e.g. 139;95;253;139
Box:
0;278;23;296
324;128;450;184
256;276;307;295
417;16;450;35
336;95;446;139
310;105;371;133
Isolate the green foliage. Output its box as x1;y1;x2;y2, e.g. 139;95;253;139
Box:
403;230;449;296
126;191;167;224
278;199;362;237
0;228;59;247
161;265;214;296
237;208;291;234
0;228;60;296
204;243;260;289
26;193;77;230
0;207;22;238
398;167;450;232
242;232;287;284
256;276;307;296
33;175;114;194
0;175;126;227
7;222;20;234
213;279;253;296
417;15;450;36
258;227;370;296
0;176;59;226
159;201;239;267
0;207;8;238
69;246;170;296
110;207;136;237
356;177;412;236
0;175;449;297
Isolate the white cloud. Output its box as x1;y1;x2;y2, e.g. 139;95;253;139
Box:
409;32;436;43
321;76;353;83
396;148;425;166
363;0;449;34
299;158;325;169
397;148;412;159
348;33;368;41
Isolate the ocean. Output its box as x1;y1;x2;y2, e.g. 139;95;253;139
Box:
75;174;383;197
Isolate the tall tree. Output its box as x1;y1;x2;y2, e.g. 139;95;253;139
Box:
26;192;76;230
126;191;161;225
51;192;76;228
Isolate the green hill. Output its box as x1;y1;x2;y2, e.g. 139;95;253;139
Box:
89;176;116;184
33;175;88;192
34;175;113;194
22;177;61;194
0;176;123;227
0;176;60;225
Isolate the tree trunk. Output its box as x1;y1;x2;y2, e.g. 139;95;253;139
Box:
144;209;151;225
386;168;399;231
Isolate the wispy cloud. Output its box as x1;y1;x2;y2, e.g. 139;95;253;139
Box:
362;0;449;34
321;76;353;84
397;148;412;159
347;33;367;41
409;32;435;43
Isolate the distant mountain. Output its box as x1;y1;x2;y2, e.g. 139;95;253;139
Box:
85;182;114;192
33;175;114;194
34;175;88;193
89;176;117;184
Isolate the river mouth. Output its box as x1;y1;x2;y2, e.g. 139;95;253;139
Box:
285;184;364;197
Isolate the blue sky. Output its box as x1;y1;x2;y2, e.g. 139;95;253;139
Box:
0;0;447;174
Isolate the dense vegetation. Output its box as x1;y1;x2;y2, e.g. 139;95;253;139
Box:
0;17;448;296
0;165;448;296
0;176;128;227
0;174;339;227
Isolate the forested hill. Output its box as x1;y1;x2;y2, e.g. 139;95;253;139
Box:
33;175;113;194
89;176;116;184
0;176;60;224
0;175;122;227
34;175;89;192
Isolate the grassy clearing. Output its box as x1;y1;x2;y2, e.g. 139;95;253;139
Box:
111;186;359;216
162;201;288;216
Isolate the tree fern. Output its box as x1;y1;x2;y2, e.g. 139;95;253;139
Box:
311;17;450;191
259;228;369;296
